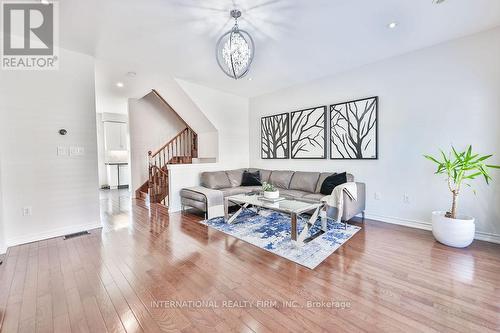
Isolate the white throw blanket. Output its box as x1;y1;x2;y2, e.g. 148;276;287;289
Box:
321;182;358;222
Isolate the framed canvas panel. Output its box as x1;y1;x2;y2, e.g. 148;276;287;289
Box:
261;112;289;159
290;106;327;159
330;96;378;159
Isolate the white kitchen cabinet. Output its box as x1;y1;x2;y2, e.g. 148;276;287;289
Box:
106;163;129;189
104;121;128;151
106;164;119;188
118;164;129;187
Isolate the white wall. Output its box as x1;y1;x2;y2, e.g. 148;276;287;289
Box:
129;93;187;193
0;155;5;254
95;59;218;132
177;80;250;167
95;59;222;164
96;113;107;187
249;28;500;241
0;48;101;249
167;81;250;212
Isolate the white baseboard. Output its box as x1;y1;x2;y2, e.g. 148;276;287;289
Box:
364;212;500;244
4;222;103;252
364;212;433;231
474;231;500;244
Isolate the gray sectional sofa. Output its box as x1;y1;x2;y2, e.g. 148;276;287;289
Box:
180;169;366;222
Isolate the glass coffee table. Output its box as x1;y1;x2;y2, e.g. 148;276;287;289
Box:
224;193;327;246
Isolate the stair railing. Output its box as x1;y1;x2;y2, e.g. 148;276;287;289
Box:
149;165;169;205
147;127;198;204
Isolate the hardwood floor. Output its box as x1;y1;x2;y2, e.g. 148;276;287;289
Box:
0;189;499;332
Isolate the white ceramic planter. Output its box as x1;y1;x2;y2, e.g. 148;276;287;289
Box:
264;190;279;199
431;211;475;248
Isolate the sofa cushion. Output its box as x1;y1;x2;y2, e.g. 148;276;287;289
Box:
279;189;309;199
201;171;231;189
225;169;245;187
248;168;272;183
262;170;272;183
221;186;255;197
241;186;261;192
315;172;354;193
241;171;262;186
257;169;272;183
303;193;325;201
289;171;320;193
269;170;294;189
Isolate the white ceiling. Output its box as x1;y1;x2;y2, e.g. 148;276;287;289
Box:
60;0;500;98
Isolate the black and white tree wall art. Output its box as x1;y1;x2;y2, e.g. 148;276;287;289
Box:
261;112;289;159
290;106;327;159
330;96;378;159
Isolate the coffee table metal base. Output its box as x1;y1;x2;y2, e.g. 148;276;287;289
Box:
224;197;327;246
291;207;327;245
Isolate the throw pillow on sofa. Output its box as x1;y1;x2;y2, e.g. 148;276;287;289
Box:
320;172;347;195
241;171;262;186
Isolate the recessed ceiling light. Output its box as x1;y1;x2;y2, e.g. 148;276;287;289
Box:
40;0;50;4
248;77;253;81
388;22;398;29
116;82;124;88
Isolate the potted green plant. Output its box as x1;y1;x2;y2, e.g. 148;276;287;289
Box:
262;182;279;199
424;146;499;247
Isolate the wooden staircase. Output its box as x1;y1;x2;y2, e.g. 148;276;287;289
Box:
136;127;198;207
135;90;198;208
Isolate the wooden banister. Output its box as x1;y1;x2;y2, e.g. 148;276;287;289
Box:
146;126;198;206
150;165;168;177
149;127;189;158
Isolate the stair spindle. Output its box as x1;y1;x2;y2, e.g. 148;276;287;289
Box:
183;130;186;157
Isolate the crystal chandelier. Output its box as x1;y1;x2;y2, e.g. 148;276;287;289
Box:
216;9;255;80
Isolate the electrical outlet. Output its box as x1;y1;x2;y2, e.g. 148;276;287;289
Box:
403;193;410;204
374;192;381;200
22;206;32;216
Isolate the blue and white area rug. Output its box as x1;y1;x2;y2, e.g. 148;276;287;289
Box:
202;209;361;269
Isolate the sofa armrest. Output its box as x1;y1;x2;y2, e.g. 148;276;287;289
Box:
342;182;366;221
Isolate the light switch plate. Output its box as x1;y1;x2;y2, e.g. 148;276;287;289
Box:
57;146;67;156
69;146;85;156
22;206;32;216
403;193;410;204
